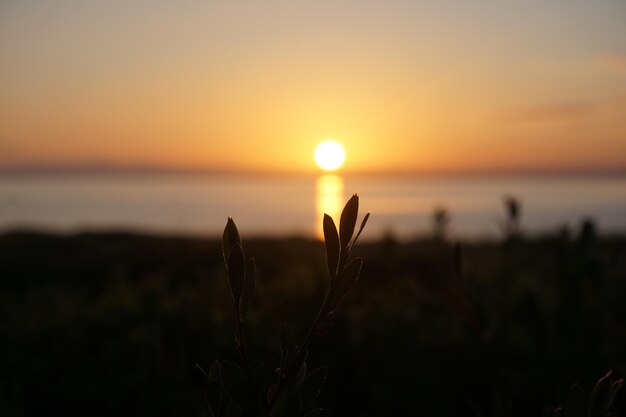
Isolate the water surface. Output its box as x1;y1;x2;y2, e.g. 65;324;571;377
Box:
0;173;624;239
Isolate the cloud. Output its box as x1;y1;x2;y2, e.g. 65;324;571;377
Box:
0;139;24;160
598;53;626;72
615;91;626;103
501;101;595;123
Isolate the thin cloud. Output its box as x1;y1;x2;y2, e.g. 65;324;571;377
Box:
598;53;626;72
615;91;626;103
0;140;24;161
501;101;595;123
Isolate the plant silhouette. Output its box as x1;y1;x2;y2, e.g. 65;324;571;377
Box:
432;205;451;241
198;194;369;417
544;371;623;417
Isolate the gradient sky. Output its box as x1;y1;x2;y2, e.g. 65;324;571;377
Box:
1;0;625;173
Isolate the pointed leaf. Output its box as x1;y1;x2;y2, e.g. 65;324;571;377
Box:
302;409;324;417
279;301;288;365
220;360;248;404
252;358;277;393
205;380;222;417
323;214;340;279
565;384;586;417
589;371;613;417
280;322;297;364
453;242;463;277
208;360;221;382
279;302;298;368
339;257;363;292
266;383;278;406
196;362;209;380
300;367;328;403
329;257;363;311
223;399;244;417
351;212;370;247
239;258;256;320
271;387;289;417
339;194;359;250
227;245;245;305
294;361;307;391
608;378;623;411
273;361;308;417
246;258;256;300
223;217;241;266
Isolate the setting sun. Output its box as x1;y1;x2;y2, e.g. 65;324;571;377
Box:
314;140;346;171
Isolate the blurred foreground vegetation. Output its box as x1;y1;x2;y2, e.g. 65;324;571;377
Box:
1;224;626;416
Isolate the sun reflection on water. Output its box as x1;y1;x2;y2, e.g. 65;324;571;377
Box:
315;174;345;240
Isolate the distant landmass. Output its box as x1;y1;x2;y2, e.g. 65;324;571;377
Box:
1;163;625;177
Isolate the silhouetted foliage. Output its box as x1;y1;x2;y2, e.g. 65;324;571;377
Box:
502;195;522;240
544;371;624;417
1;206;625;417
198;195;369;417
432;205;450;241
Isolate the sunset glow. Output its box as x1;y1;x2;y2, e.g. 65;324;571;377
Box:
314;141;346;171
316;174;344;239
0;2;624;174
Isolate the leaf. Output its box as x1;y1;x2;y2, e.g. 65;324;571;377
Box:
220;360;248;404
323;214;340;279
205;380;222;417
271;387;289;417
328;257;363;312
303;409;324;417
589;371;613;417
227;245;245;305
565;384;586;417
453;242;463;277
279;301;299;371
351;212;370;247
223;399;244;417
246;258;256;300
209;360;221;382
339;257;363;292
239;258;256;321
208;360;221;382
223;217;241;266
272;362;308;417
608;378;623;411
300;367;327;403
196;362;209;381
339;194;359;250
280;321;297;365
252;358;277;395
294;361;307;392
196;361;223;417
199;361;223;417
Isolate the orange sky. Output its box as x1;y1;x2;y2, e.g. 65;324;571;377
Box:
1;1;625;174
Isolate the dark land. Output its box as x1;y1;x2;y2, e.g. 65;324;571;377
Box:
2;227;626;416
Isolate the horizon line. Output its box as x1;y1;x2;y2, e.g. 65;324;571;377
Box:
1;163;626;177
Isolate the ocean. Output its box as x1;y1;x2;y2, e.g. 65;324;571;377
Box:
0;173;624;239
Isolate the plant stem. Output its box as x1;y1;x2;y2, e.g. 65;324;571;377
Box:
268;288;332;411
234;312;258;410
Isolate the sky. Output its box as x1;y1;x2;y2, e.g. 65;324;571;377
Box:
1;0;625;174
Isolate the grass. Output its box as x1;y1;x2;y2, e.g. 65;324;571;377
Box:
1;211;625;416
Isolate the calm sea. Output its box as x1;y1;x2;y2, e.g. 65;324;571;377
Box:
0;173;624;239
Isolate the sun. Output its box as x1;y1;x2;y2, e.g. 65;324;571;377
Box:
314;140;346;171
